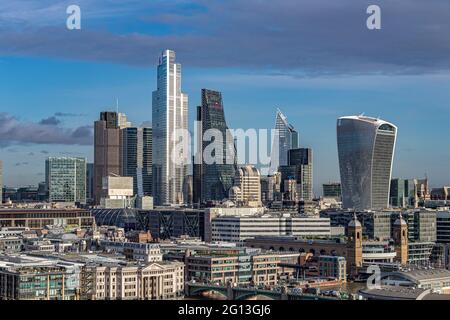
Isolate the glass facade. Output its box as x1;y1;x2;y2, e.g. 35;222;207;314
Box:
390;178;418;208
0;266;78;300
199;89;236;202
152;50;188;205
46;157;86;204
270;109;299;172
122;127;152;196
278;148;313;201
393;211;437;242
337;116;397;210
323;183;341;198
289;148;313;201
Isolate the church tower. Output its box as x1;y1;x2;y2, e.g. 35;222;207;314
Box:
393;213;408;265
346;212;363;276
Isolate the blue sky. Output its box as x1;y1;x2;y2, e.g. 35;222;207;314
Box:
1;0;450;194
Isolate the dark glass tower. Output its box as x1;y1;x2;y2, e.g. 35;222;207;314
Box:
121;127;152;196
278;148;314;201
197;89;236;202
337;115;397;210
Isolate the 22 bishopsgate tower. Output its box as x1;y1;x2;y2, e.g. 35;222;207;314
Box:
152;50;189;205
194;89;236;203
337;115;397;211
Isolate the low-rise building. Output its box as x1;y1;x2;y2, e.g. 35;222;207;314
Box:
318;255;347;282
23;240;55;253
0;255;81;300
381;268;450;293
100;240;163;263
80;261;184;300
100;175;134;209
0;236;22;253
184;249;279;286
0;208;94;230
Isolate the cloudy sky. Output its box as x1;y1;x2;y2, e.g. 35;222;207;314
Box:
1;0;450;194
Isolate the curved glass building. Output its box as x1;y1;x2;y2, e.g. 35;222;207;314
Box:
337;115;397;210
197;89;236;202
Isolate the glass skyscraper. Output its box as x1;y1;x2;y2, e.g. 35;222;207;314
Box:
196;89;236;202
46;157;86;204
390;178;418;208
152;50;188;205
121;127;152;197
337;115;397;210
86;162;94;204
270;109;299;172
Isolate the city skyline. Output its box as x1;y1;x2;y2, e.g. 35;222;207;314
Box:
1;1;450;194
2;1;450;305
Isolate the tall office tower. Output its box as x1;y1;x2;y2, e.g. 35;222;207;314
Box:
0;160;2;203
196;89;236;203
152;50;188;205
192;106;203;205
229;165;262;207
86;163;94;204
94;112;122;204
323;183;342;199
278;148;313;201
288;148;313;201
337;115;397;211
121;127;152;197
270;109;299;172
45;157;86;204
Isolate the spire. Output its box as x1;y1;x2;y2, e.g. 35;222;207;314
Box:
348;211;361;227
395;212;407;226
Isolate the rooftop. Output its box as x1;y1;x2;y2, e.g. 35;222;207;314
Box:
393;268;450;282
338;115;397;130
360;286;450;300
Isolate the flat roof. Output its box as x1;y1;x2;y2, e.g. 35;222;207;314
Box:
360;286;450;300
393;268;450;282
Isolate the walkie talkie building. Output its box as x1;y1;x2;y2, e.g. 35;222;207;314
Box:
337;115;397;211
